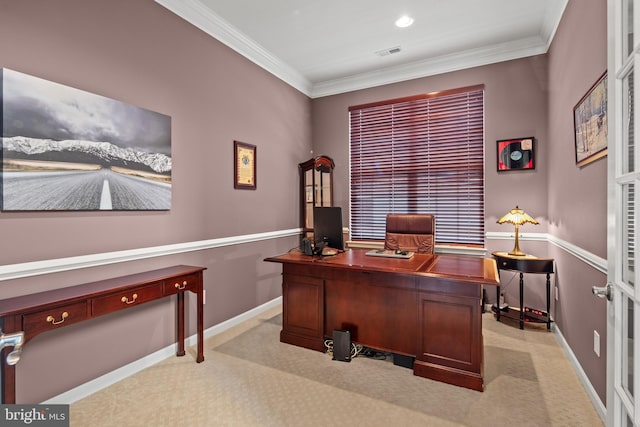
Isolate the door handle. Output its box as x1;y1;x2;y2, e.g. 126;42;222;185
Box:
592;283;613;301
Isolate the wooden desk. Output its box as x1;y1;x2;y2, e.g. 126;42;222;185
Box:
265;249;499;391
491;251;554;330
0;265;206;404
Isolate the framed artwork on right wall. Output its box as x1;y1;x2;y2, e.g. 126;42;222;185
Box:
573;71;608;167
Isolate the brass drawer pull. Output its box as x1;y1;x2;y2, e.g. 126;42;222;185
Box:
46;312;69;325
175;281;188;290
121;293;138;304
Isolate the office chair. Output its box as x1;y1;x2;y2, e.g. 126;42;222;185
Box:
384;214;435;254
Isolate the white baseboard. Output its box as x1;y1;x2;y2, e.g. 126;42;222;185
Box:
48;294;605;424
36;229;606;419
43;297;282;405
553;325;606;422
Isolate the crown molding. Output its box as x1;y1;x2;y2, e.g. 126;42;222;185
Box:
310;36;548;98
156;0;568;99
540;0;569;49
154;0;313;96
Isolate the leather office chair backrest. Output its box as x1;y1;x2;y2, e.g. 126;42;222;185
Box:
384;214;435;254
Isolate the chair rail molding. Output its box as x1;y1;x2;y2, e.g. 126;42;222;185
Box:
0;228;302;282
486;231;606;274
1;229;604;282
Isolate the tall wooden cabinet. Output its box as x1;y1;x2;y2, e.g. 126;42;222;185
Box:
299;156;334;235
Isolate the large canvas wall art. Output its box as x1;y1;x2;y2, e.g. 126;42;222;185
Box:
1;68;172;211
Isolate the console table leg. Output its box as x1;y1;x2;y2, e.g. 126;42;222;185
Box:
196;282;204;363
176;293;186;357
1;316;20;404
1;356;15;404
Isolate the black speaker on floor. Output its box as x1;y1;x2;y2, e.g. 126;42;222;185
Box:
332;329;351;362
392;353;415;369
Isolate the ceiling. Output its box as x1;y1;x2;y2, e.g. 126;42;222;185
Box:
155;0;568;98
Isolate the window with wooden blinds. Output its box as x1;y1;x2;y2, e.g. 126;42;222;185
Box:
349;85;485;245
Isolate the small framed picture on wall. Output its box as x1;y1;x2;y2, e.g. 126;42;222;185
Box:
234;141;256;190
497;137;535;171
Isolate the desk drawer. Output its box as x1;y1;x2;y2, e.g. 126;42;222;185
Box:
23;301;89;337
92;282;163;317
164;273;199;296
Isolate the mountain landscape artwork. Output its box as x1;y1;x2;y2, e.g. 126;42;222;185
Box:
1;68;171;211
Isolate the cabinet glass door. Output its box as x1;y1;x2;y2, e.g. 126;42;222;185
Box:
299;156;334;232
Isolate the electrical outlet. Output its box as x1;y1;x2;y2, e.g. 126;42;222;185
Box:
594;330;600;357
555;286;559;301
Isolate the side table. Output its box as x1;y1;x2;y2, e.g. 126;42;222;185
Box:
491;251;554;330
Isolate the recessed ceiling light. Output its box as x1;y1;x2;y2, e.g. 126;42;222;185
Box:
395;15;414;28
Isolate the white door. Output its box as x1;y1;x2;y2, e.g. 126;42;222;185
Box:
601;1;639;425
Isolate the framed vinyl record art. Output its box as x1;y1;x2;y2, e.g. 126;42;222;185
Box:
497;137;535;171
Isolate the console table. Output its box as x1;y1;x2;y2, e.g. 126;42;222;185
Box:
0;265;206;404
265;249;499;391
492;251;554;330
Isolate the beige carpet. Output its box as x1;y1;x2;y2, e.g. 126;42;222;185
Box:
71;307;603;426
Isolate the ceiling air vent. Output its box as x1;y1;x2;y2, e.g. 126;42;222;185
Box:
375;46;402;57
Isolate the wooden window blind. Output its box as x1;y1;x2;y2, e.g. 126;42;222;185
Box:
349;85;485;245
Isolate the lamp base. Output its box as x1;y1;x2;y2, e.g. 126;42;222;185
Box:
508;226;526;256
507;249;527;257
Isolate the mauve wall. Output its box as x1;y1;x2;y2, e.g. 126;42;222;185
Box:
312;0;608;405
0;0;308;402
0;0;609;408
311;57;551;278
547;0;608;403
312;57;549;227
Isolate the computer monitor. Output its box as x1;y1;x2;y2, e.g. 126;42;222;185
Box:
313;206;344;251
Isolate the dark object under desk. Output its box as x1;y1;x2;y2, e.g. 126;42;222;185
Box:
492;251;554;330
265;249;500;391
